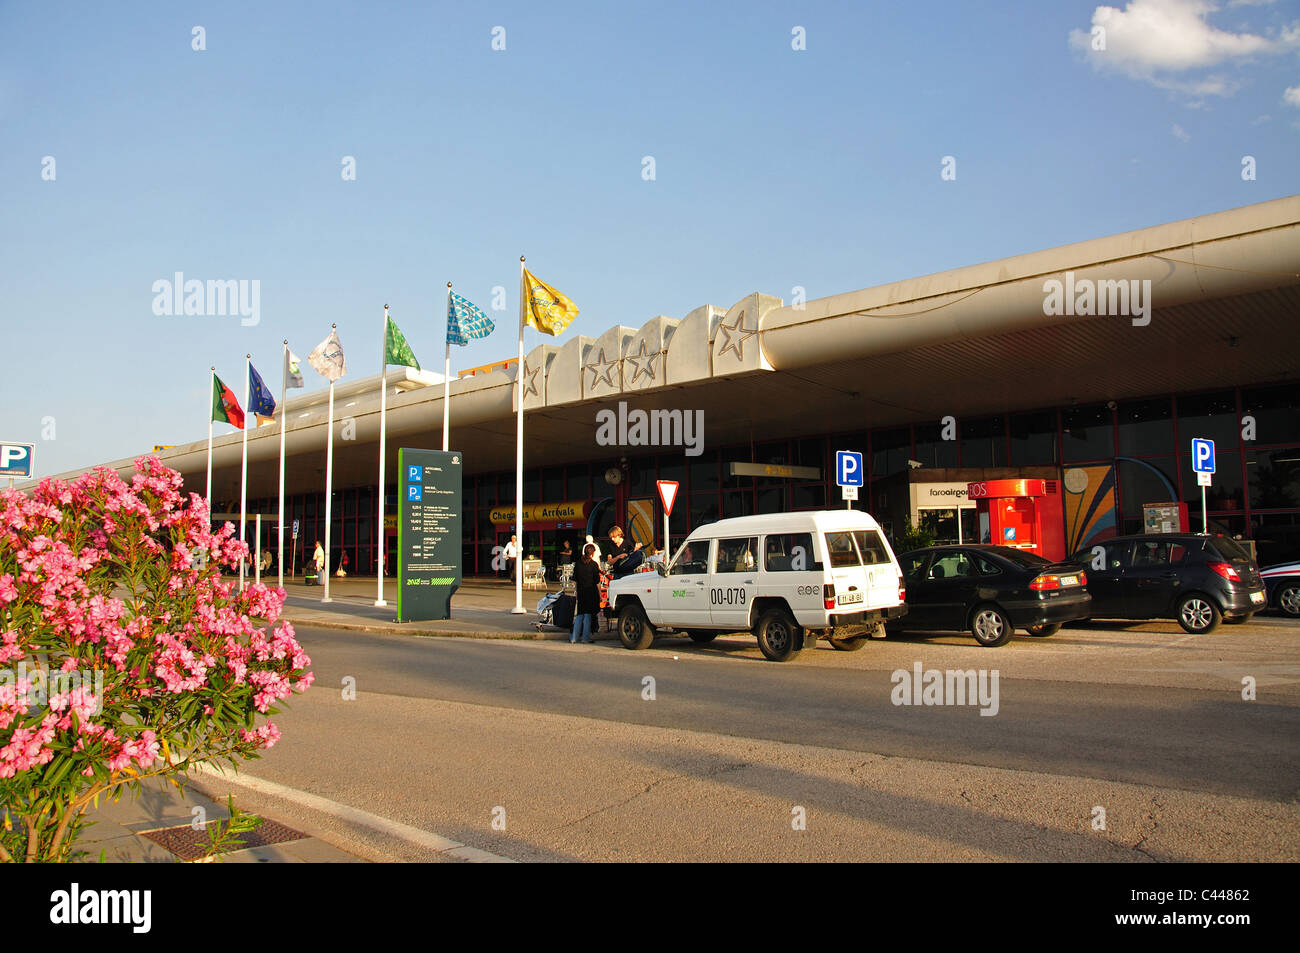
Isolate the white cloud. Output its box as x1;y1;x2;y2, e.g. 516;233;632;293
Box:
1070;0;1298;96
1284;85;1300;106
1172;122;1192;140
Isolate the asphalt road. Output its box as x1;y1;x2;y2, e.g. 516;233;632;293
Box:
194;616;1300;862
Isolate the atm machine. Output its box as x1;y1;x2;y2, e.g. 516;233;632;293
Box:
966;479;1065;561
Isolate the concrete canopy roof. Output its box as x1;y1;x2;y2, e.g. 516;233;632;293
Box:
28;195;1300;501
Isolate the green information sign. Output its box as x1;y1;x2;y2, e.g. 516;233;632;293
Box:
397;448;462;622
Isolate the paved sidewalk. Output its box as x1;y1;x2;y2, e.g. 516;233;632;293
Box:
74;775;363;863
274;575;618;641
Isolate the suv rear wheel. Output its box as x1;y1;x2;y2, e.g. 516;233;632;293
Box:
1176;593;1221;634
617;603;655;650
755;608;801;662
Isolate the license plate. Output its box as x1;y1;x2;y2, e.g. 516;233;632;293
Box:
1060;575;1078;586
1251;591;1265;604
838;591;864;605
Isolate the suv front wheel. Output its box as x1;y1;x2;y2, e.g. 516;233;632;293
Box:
1177;594;1221;634
617;602;655;650
755;608;801;662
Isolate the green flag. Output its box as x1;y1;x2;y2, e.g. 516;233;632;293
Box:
385;315;420;370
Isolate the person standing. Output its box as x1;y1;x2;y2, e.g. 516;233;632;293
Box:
571;543;600;644
312;540;325;585
503;534;519;583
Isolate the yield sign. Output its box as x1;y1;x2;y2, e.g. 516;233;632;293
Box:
656;480;679;516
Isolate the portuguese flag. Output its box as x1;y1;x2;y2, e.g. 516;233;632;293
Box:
212;374;245;429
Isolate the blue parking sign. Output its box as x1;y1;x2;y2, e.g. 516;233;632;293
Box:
407;484;422;502
0;442;34;479
1191;438;1215;474
835;450;863;486
407;464;422;481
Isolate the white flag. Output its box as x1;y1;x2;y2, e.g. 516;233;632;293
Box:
285;349;305;389
308;330;346;382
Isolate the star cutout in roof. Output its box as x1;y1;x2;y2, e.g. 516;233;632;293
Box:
717;310;758;362
522;359;541;399
624;339;660;385
585;348;618;390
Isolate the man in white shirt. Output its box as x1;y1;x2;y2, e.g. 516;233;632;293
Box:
504;535;519;583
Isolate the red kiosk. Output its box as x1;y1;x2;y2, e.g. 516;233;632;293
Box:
967;478;1065;561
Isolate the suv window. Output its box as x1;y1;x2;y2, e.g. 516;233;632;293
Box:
853;530;892;566
715;537;758;574
763;532;822;572
824;532;863;568
669;540;709;575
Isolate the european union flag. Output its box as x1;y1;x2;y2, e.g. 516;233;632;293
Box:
249;362;277;420
447;292;495;347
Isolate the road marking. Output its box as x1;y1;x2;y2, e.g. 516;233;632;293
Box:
193;763;515;863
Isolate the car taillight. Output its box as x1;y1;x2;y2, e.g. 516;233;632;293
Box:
824;583;835;610
1077;571;1087;586
898;586;906;602
1208;561;1240;582
1030;575;1061;591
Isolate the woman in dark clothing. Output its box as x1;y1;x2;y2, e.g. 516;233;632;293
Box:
571;543;601;644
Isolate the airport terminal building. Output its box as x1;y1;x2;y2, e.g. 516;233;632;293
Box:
34;195;1300;575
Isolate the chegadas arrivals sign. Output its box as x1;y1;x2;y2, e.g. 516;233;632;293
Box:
397;449;462;622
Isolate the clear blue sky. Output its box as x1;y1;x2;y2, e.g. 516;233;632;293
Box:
3;0;1298;478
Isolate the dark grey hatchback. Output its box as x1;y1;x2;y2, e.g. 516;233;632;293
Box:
1067;534;1266;634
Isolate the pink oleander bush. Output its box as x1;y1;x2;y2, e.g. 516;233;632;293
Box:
0;457;312;862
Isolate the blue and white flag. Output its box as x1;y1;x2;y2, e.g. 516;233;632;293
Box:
248;361;277;424
447;292;494;347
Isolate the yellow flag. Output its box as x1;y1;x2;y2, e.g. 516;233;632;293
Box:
523;268;579;336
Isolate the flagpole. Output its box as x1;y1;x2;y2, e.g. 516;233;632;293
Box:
443;283;452;453
323;324;337;604
240;353;250;591
277;340;288;588
376;304;389;607
206;366;215;529
513;257;525;614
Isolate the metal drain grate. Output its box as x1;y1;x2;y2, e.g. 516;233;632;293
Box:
141;819;307;861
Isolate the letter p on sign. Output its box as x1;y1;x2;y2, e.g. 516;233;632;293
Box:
1192;438;1215;474
836;450;863;487
0;443;34;478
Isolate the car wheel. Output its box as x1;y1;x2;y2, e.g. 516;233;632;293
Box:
1278;584;1300;618
755;608;801;662
1025;623;1061;637
970;604;1014;647
617;603;655;650
828;634;869;651
687;631;718;644
1223;612;1253;625
1176;594;1221;634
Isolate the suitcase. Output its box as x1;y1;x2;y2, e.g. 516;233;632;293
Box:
552;593;576;629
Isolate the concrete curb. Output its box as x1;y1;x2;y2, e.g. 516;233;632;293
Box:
279;613;620;642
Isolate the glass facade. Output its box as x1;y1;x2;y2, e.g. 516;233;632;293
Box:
242;380;1300;574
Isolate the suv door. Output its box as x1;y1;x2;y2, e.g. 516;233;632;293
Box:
709;536;758;629
658;538;712;627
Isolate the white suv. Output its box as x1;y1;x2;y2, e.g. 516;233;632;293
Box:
608;510;907;661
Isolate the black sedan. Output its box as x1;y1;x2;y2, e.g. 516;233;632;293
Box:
890;545;1092;647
